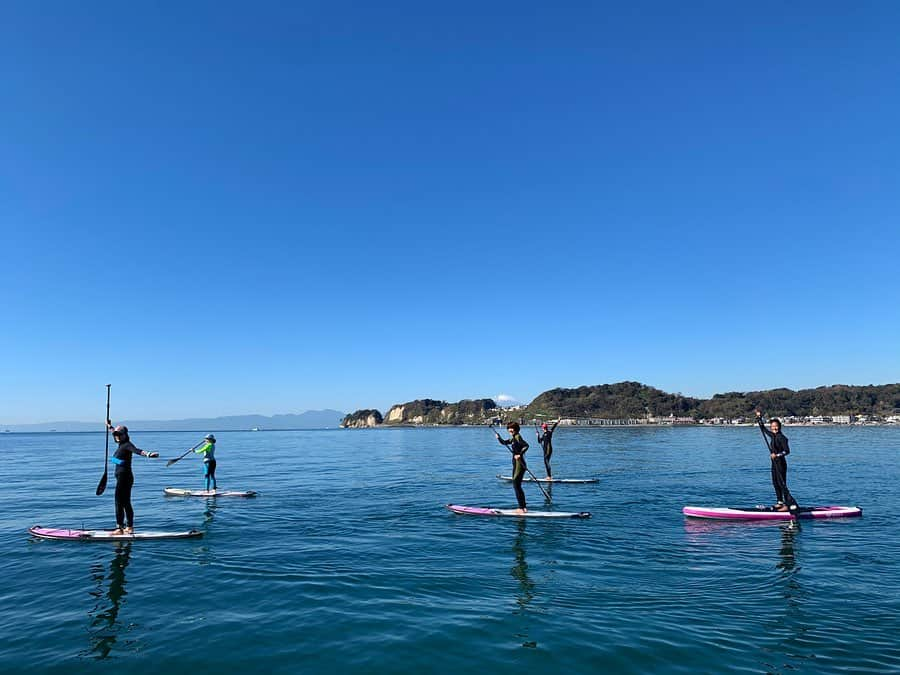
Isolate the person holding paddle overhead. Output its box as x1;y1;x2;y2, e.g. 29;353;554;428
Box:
194;434;217;491
756;411;798;512
536;419;560;479
105;421;158;534
496;423;529;514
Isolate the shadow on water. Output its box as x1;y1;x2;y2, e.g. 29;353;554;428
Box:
510;519;537;649
82;543;134;659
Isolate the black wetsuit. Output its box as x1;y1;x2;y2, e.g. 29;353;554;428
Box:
112;440;147;528
499;433;529;509
758;418;797;508
536;421;559;478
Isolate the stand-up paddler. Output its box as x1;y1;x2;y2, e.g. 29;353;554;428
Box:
105;421;158;534
496;423;529;514
536;419;560;478
756;411;798;512
194;434;217;491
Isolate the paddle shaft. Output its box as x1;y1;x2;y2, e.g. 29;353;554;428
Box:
96;385;111;496
492;426;552;503
167;440;207;467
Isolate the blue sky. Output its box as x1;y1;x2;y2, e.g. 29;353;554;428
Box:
2;1;899;423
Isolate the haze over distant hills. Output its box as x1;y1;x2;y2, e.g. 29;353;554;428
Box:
1;410;345;433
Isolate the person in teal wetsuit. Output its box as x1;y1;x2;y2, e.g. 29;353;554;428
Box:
194;434;217;491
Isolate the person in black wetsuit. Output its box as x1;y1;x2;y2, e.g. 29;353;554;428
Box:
105;421;158;534
756;411;798;512
535;419;560;479
496;423;529;514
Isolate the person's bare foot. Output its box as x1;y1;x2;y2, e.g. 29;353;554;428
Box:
123;527;134;535
111;528;124;535
775;505;789;512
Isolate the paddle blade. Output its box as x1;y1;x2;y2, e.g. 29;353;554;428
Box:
166;458;177;467
96;470;108;496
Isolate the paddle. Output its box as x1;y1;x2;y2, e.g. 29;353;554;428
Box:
96;384;111;496
756;411;798;513
166;440;207;467
491;425;552;503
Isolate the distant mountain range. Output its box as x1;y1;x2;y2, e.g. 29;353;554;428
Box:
1;410;346;433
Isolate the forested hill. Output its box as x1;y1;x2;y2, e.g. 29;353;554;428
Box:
528;382;700;418
527;382;900;418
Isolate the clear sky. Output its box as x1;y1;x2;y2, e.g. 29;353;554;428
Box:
2;1;899;423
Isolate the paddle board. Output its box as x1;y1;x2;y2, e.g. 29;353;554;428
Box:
497;474;599;484
29;525;203;541
682;505;862;521
164;488;257;497
447;504;591;518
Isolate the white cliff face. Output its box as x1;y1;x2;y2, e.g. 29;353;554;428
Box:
365;413;380;427
386;405;406;423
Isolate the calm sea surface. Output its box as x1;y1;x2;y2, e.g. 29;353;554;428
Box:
1;426;898;673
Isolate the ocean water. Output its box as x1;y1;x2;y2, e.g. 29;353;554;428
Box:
1;426;898;674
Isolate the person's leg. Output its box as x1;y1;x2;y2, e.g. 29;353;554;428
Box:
771;462;785;506
513;461;527;511
209;460;217;490
778;460;797;508
544;447;552;478
121;473;134;532
114;478;126;533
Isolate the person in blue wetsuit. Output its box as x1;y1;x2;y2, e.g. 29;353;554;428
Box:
105;421;158;534
496;423;529;514
536;419;560;479
756;411;798;512
194;434;217;491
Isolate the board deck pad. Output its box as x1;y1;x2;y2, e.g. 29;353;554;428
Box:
682;505;862;521
447;504;591;518
497;475;599;484
164;487;257;497
29;525;203;541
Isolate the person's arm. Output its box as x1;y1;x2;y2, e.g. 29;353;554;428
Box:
130;444;159;459
194;442;211;456
551;420;560;432
497;436;511;446
520;436;529;453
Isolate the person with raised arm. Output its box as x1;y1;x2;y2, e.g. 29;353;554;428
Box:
105;421;158;534
536;419;561;479
756;411;798;512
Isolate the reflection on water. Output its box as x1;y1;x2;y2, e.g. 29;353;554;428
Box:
83;543;133;659
204;496;219;523
777;522;799;573
510;520;537;648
